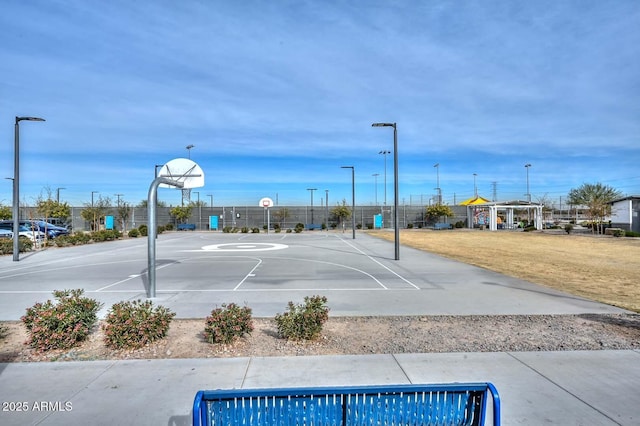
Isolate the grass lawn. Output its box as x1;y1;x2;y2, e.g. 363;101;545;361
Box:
368;229;640;312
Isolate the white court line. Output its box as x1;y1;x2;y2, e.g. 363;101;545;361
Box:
336;236;420;290
233;258;263;290
0;259;144;281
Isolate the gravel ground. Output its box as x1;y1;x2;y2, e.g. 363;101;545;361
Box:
1;313;639;362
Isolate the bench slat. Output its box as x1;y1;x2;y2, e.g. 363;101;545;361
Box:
194;383;500;426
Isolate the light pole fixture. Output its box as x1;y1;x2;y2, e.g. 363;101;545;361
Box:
186;144;195;159
115;193;123;207
524;163;532;203
56;187;66;203
433;163;441;204
372;122;399;260
207;194;213;207
306;188;317;226
13;116;45;261
341;166;356;239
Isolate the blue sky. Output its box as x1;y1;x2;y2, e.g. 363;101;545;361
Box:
1;0;639;209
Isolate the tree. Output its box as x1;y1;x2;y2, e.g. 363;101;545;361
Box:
81;196;112;231
137;199;167;208
272;208;291;228
34;187;71;222
0;205;12;220
567;183;622;234
425;204;454;224
117;202;131;232
169;205;193;224
331;200;352;232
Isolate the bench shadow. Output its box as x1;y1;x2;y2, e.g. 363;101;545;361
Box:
167;414;190;425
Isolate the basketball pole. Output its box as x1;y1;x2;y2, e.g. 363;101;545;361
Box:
147;176;183;298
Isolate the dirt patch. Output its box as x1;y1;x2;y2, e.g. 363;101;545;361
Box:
2;314;639;363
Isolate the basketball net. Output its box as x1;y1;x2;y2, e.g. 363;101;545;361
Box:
181;188;192;204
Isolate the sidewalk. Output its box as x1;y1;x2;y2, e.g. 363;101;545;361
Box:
1;350;639;425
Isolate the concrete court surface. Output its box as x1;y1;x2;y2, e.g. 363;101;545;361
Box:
0;231;628;320
1;231;638;425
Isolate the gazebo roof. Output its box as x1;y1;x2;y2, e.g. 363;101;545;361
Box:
459;195;491;206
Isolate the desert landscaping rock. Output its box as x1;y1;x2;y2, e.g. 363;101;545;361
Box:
1;313;638;363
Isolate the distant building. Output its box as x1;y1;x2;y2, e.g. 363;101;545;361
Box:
609;196;640;232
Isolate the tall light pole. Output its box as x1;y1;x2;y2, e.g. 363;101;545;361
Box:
378;150;390;206
525;163;532;203
434;163;441;204
91;191;99;231
341;166;355;239
207;194;213;230
307;188;317;226
186;144;195;159
56;187;66;203
193;191;201;229
372;173;379;206
13;116;45;261
325;189;329;231
473;173;478;197
372;122;399;260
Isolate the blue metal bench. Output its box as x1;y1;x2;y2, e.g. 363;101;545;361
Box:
433;223;452;230
193;383;500;425
177;223;196;231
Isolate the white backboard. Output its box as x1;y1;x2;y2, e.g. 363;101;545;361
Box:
158;158;205;189
259;197;274;208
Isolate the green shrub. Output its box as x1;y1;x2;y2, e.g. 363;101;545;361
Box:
0;238;33;254
203;303;254;344
128;228;140;238
241;227;249;233
91;229;121;242
407;223;414;229
564;224;573;234
454;221;465;228
157;225;165;234
138;224;148;236
613;229;624;237
625;231;640;237
102;300;175;350
0;323;8;339
251;227;260;233
21;289;102;352
286;228;292;233
294;223;304;233
223;226;232;233
274;295;329;341
164;223;174;231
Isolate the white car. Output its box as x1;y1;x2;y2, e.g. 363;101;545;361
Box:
16;225;45;242
0;229;12;239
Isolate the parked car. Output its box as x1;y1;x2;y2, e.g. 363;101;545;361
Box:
0;223;45;242
0;220;69;239
28;220;70;238
0;229;12;239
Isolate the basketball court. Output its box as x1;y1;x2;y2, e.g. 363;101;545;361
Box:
0;231;627;320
